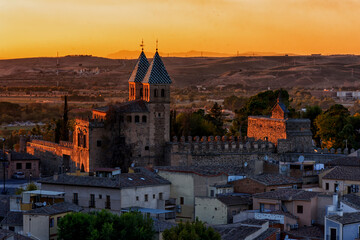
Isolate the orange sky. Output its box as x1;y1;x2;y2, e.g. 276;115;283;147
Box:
1;0;360;59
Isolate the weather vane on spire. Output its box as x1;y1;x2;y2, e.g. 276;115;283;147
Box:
140;39;144;51
156;39;158;52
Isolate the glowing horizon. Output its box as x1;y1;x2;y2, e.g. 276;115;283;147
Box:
1;0;360;59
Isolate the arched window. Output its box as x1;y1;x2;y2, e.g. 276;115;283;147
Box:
154;89;158;97
135;115;140;123
142;116;147;123
161;89;165;97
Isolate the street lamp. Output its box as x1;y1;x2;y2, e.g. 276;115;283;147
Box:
1;138;7;195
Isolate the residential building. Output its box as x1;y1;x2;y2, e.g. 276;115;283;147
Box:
321;166;360;195
23;202;83;240
253;189;319;227
195;195;252;224
155;165;244;221
232;173;302;194
0;229;33;240
0;211;23;233
39;170;171;214
341;194;360;212
3;151;40;179
325;212;360;240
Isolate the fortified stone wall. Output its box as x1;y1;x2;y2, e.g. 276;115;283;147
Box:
26;139;72;176
247;117;287;146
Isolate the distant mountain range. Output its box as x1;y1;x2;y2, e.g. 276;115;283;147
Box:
107;50;298;59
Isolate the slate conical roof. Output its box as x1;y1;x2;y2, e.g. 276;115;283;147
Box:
128;51;150;83
143;52;172;84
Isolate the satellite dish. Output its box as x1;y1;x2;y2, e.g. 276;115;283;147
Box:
264;155;268;161
298;155;304;163
244;162;248;167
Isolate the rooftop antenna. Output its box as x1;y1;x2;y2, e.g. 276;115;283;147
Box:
140;39;144;52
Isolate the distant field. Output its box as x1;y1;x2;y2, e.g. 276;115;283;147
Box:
0;55;360;91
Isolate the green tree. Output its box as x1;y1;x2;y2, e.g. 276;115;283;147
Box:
58;210;154;240
163;219;221;240
314;104;359;149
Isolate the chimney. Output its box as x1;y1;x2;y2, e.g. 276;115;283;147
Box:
332;194;338;207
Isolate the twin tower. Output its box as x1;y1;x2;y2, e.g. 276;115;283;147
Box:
128;50;172;104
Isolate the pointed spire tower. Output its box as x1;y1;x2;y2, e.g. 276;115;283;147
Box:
128;40;149;101
142;41;172;103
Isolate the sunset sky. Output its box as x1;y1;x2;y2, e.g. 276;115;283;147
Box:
1;0;360;59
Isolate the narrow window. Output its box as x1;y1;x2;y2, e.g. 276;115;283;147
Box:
16;163;22;170
73;193;78;205
90;194;95;208
97;140;102;147
49;218;54;228
83;135;86;148
154;89;158;97
106;195;111;209
180;197;184;205
145;194;148;202
297;205;303;214
153;194;156;199
26;163;31;169
159;192;163;200
140;88;143;97
145;146;149;150
260;203;264;212
334;183;339;193
136;196;139;201
142;116;147;123
161;89;165;97
135;115;140;123
126;116;132;122
210;190;215;197
99;194;102;199
326;183;329;190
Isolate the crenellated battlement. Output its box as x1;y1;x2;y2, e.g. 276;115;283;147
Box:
169;135;275;154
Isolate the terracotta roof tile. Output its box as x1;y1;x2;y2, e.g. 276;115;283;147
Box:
250;173;302;186
327;212;360;225
253;189;318;201
323;166;360;181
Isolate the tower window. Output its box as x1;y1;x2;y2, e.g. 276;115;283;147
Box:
161;89;165;97
135;115;140;123
142;116;147;122
127;116;132;122
154;89;158;97
140;88;143;97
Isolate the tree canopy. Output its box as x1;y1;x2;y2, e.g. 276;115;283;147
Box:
162;219;221;240
58;210;154;240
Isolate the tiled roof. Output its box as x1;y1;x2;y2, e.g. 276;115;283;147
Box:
327;157;360;167
1;211;23;226
128;51;149;83
0;150;39;161
143;52;172;84
327;212;360;225
322;166;360;181
253;189;318;201
285;226;323;239
0;229;33;240
254;228;279;240
278;102;289;113
342;194;360;210
93;100;149;114
39;172;170;189
214;223;261;240
239;219;268;226
155;165;246;177
217;195;252;206
250;173;302;186
24;202;83;216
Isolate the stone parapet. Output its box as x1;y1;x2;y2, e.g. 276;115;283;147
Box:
169;136;275;154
